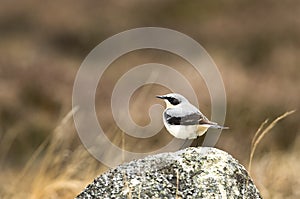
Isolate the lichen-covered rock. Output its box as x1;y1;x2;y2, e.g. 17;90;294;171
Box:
76;147;262;199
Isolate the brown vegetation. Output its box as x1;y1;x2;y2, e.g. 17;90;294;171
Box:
0;1;299;198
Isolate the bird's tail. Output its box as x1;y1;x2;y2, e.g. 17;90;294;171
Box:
210;124;229;130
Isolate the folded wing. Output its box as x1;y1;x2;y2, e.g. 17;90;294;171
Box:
164;107;213;126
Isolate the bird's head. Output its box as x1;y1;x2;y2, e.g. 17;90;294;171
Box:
156;93;188;108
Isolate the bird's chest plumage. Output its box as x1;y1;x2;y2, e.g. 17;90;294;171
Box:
166;124;198;139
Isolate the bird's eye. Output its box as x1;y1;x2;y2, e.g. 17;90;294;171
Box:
168;97;180;105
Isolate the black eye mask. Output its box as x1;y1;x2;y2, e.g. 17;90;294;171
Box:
167;97;180;105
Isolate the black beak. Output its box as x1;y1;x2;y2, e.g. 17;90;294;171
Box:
156;95;165;99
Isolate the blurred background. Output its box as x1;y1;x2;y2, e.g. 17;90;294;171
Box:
0;0;299;198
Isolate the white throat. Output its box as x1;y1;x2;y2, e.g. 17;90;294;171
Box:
164;100;175;109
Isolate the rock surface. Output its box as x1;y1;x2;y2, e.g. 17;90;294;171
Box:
76;147;262;199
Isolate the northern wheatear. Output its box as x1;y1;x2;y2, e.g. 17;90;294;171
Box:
156;93;228;140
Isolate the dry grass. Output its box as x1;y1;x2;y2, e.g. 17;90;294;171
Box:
0;110;297;198
251;133;300;199
247;110;299;199
248;110;296;174
0;108;105;199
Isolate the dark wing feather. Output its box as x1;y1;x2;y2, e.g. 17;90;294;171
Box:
164;109;213;125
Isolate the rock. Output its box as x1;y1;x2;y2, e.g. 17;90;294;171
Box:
76;147;262;199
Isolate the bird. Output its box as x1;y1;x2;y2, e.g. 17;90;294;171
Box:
156;93;228;140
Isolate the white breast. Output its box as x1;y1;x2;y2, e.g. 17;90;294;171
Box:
165;123;199;139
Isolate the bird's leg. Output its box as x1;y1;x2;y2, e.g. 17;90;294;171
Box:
179;139;190;150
